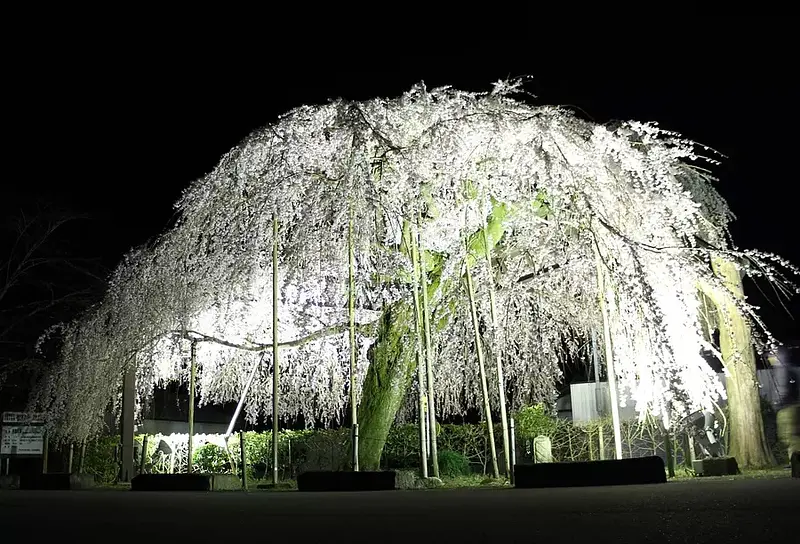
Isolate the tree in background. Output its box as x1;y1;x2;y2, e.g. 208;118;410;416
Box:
0;203;106;406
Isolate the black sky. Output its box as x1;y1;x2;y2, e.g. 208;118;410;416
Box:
4;19;798;343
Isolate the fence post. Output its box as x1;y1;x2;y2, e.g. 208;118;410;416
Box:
139;435;149;474
42;433;49;474
240;430;248;491
79;440;86;473
288;438;293;480
663;428;675;478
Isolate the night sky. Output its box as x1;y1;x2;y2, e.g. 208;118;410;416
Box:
5;21;798;349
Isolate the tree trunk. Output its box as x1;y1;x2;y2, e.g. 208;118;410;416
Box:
357;203;511;470
357;303;417;470
710;257;775;468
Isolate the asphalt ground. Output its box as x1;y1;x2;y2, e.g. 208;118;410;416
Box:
1;477;797;543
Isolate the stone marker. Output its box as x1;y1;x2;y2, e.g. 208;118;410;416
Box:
533;436;553;463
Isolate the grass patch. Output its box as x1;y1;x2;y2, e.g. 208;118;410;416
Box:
95;482;131;491
251;479;297;491
440;474;510;488
670;465;791;482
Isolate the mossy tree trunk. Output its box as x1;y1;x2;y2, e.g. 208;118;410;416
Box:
357;303;417;470
708;257;776;468
357;201;512;471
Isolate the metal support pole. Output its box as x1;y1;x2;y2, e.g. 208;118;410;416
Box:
67;443;74;473
225;354;264;438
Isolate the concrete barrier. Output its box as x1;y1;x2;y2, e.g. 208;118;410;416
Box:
210;474;242;490
0;474;20;489
130;473;246;491
692;457;740;477
297;471;396;492
514;456;667;488
19;473;95;490
131;473;211;491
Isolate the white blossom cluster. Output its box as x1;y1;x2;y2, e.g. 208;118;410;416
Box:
30;81;797;443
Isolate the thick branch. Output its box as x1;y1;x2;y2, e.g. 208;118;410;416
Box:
178;320;378;352
516;259;575;284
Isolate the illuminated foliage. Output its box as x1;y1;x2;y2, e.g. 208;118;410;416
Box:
31;81;798;444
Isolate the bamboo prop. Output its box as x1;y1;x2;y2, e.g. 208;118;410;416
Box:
348;208;359;471
593;239;623;460
416;217;439;478
187;340;197;473
408;225;429;478
481;221;510;477
272;213;280;485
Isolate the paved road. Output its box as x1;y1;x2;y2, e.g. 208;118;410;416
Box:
2;478;797;543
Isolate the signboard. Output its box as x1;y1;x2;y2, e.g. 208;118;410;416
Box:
1;412;47;456
2;412;46;424
1;425;45;455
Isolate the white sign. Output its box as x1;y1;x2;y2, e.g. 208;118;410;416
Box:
2;412;46;424
1;425;45;455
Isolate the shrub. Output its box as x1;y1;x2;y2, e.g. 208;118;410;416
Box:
193;443;231;474
514;403;558;440
437;450;470;477
81;435;119;484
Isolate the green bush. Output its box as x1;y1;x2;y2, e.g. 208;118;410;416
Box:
437;450;471;477
81;435;119;484
514;403;558;440
193;443;231;474
383;424;420;468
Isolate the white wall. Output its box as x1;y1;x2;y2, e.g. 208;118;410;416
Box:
569;368;794;424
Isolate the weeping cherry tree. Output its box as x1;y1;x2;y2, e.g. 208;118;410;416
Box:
31;80;798;471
